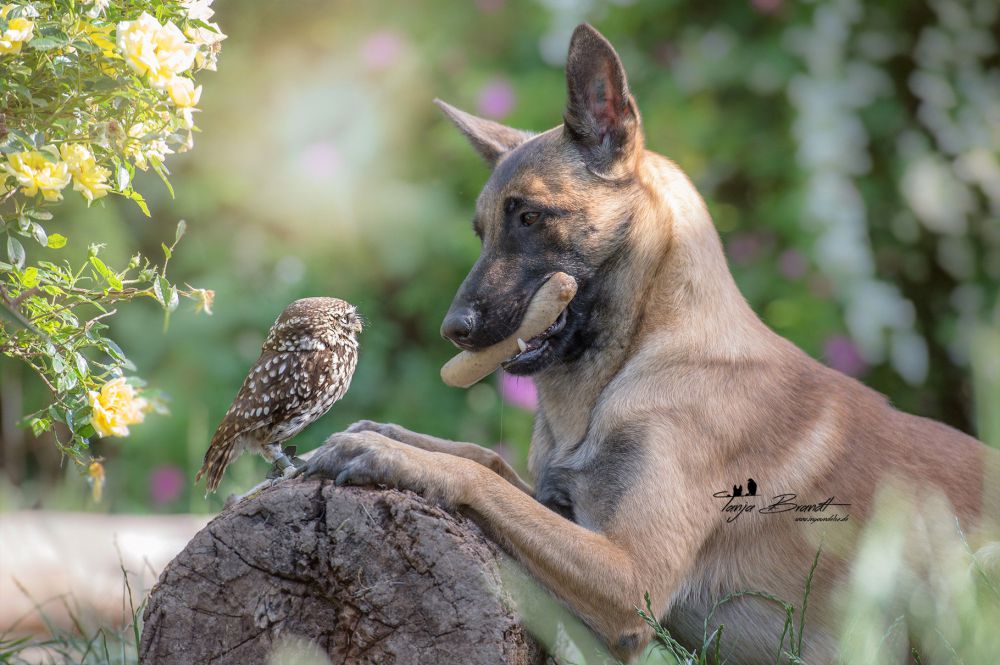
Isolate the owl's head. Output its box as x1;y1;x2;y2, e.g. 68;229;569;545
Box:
264;297;363;352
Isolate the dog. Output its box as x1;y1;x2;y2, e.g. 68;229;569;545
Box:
298;24;999;663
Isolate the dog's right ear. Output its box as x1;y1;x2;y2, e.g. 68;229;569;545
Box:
563;24;641;179
434;99;533;168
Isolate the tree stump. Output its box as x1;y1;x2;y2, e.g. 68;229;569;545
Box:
140;481;544;664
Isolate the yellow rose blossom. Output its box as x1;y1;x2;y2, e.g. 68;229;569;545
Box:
181;0;216;22
78;19;116;58
185;21;225;71
168;76;202;107
88;377;149;438
0;4;34;55
87;461;106;502
124;121;173;170
191;287;215;315
86;0;110;18
60;143;111;202
116;12;196;89
1;150;71;201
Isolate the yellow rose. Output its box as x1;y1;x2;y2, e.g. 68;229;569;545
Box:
124;121;173;170
60;143;111;202
192;288;215;315
1;150;71;201
87;461;106;502
168;76;202;108
0;5;34;55
185;21;225;71
78;19;116;57
86;0;110;18
88;377;149;438
181;0;216;22
116;12;196;89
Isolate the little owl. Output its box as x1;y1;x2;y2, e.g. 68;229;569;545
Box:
196;297;362;492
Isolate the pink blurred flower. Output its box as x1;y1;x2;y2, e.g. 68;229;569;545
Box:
726;233;765;265
499;371;537;411
150;465;185;505
824;335;867;377
752;0;783;15
778;249;807;279
361;30;404;71
477;78;516;119
299;141;343;180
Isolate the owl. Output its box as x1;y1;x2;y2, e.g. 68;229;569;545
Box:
196;297;363;492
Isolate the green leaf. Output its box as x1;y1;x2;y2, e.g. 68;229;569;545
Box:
130;191;150;217
26;210;53;221
151;159;175;198
167;285;179;312
117;165;130;191
158;277;172;310
47;233;67;249
161;243;172;260
89;255;112;279
21;266;39;287
174;219;186;244
152;275;165;306
58;372;78;392
102;338;128;363
28;416;52;437
6;236;25;268
89;256;123;289
31;222;47;247
28;36;65;51
75;352;89;377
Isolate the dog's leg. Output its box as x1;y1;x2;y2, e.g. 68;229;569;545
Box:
297;430;693;661
345;420;532;495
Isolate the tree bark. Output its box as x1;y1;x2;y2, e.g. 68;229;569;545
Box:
140;480;544;665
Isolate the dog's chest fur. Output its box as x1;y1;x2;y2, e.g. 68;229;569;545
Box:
532;421;646;531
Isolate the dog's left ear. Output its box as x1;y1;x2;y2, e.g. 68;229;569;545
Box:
435;99;533;168
563;24;642;178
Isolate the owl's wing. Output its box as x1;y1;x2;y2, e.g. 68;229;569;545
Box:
196;350;336;491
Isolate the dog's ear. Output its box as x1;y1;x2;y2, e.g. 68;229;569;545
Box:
563;24;641;178
434;99;533;168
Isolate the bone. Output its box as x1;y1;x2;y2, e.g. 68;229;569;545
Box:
440;272;577;388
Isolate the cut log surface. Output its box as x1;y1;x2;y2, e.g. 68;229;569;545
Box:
140;481;543;664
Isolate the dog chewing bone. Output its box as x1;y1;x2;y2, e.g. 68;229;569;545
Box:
441;272;577;388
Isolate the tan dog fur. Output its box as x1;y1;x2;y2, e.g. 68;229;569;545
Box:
299;24;998;663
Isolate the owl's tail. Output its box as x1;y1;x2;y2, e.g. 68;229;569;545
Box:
195;437;238;493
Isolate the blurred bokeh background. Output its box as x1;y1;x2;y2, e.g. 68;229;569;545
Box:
1;0;998;514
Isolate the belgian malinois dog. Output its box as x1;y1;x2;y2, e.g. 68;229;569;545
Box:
300;24;998;663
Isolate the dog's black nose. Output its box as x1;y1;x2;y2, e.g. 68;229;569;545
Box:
441;307;476;347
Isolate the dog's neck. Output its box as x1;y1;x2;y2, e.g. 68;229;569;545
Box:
534;152;779;447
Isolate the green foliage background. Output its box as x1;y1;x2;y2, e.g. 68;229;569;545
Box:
1;0;997;512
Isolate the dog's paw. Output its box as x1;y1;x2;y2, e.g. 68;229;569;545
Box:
297;431;473;507
345;419;386;434
345;420;408;442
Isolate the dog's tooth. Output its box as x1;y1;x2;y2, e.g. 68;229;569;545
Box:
517;338;527;353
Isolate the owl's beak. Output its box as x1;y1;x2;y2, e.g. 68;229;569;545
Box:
352;316;364;334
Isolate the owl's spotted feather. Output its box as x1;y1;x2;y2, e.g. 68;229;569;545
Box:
196;297;362;492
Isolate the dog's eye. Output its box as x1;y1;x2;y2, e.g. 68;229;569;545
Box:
520;211;541;227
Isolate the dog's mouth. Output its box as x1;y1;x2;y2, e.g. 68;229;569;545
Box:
501;307;570;371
